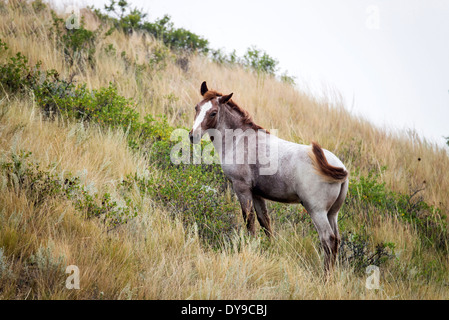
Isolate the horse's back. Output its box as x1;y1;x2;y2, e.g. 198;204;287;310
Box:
224;134;346;208
274;139;346;210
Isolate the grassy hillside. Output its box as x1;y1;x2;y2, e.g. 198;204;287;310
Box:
0;1;448;299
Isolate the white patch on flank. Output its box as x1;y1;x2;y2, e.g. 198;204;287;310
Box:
192;101;212;131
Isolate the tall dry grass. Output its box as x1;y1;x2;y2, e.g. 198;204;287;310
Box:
0;1;448;299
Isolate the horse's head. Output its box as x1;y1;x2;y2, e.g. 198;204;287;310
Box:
189;81;233;143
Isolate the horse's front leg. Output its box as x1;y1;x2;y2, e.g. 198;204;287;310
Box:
232;180;256;236
252;194;272;238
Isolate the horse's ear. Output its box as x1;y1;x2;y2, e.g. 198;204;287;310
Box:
219;93;233;104
200;81;208;96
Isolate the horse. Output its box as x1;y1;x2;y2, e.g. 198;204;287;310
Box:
189;81;349;273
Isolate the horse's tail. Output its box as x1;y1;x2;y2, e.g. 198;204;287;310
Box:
308;141;348;183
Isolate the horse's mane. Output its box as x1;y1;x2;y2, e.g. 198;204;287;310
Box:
203;90;269;133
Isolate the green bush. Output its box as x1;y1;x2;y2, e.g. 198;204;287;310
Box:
280;71;296;86
0;150;137;228
347;168;448;252
339;231;396;272
0;40;74;105
31;0;47;13
0;38;7;53
142;15;209;53
50;10;100;69
137;114;173;144
210;48;240;66
210;46;279;76
33;70;75;117
131;162;239;247
42;83;140;132
98;1;209;53
0;51;33;94
243;46;278;75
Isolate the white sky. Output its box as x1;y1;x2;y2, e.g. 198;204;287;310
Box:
67;0;449;147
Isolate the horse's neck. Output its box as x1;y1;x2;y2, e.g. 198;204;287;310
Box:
212;106;274;165
215;105;247;134
211;106;245;159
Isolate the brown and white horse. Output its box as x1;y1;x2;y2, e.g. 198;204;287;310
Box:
189;81;349;272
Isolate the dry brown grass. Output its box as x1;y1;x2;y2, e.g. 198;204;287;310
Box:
0;1;448;299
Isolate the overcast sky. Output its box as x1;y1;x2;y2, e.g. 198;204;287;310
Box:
72;0;449;147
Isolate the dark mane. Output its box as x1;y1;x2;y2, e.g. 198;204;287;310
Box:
203;90;269;133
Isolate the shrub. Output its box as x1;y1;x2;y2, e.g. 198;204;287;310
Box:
0;38;7;53
50;10;100;69
102;0;147;33
347;168;448;253
31;0;46;13
0;150;137;228
0;51;37;94
32;70;75;118
44;83;140;133
339;231;396;272
131;164;239;247
0;40;74;105
99;1;209;54
0;248;13;279
148;44;172;71
280;71;296;86
210;48;240;66
27;241;67;292
142;15;209;53
243;46;278;75
210;46;280;76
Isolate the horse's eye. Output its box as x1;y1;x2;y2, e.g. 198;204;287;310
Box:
210;112;217;117
195;105;199;111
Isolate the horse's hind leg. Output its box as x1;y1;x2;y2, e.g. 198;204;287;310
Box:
253;195;272;237
309;210;338;274
327;180;349;262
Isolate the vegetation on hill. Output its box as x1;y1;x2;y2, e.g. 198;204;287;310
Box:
0;0;448;299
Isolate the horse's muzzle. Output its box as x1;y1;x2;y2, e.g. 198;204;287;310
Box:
189;131;200;144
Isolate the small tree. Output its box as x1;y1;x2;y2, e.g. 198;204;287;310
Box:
280;71;296;86
51;11;99;69
100;1;209;53
243;46;278;75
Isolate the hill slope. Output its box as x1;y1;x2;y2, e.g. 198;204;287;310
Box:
0;1;448;299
